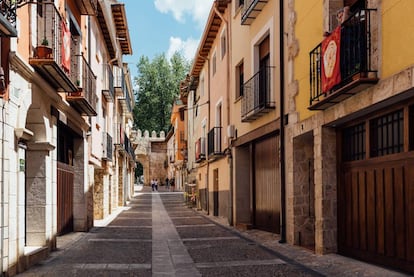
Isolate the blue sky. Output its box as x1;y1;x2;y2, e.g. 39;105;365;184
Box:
121;0;214;79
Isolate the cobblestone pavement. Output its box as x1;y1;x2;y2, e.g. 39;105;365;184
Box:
17;185;411;277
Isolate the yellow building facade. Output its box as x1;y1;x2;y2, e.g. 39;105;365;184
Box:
287;0;414;273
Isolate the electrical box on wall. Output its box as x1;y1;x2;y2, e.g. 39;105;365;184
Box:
227;124;235;139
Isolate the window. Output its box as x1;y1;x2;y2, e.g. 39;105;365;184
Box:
236;62;244;98
200;75;204;97
342;123;366;161
220;30;226;59
370;109;404;157
212;52;217;75
236;0;244;10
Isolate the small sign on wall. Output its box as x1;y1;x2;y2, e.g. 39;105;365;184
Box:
19;159;25;171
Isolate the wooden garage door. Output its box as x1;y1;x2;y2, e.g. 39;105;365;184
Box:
57;162;74;235
339;105;414;274
254;135;280;233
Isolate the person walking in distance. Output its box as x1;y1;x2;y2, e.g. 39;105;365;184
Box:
170;177;175;192
165;177;170;191
155;179;159;191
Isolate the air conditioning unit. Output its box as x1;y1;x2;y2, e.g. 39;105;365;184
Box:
227;124;235;139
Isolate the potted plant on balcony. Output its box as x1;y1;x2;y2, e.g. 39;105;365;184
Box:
36;38;52;59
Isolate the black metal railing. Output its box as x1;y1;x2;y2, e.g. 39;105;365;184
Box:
103;64;114;100
241;66;274;121
0;0;17;36
309;8;376;106
33;3;65;67
68;54;97;109
195;137;206;162
125;83;132;112
124;133;135;160
102;132;113;161
114;67;125;90
241;0;268;25
208;127;222;156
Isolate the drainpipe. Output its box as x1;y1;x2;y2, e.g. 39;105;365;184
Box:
213;0;233;226
1;101;5;275
279;0;287;244
196;53;210;215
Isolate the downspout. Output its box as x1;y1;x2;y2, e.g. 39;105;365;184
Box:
213;2;233;226
279;0;287;244
196;54;210;215
1;102;5;275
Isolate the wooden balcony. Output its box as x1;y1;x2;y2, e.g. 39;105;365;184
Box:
241;66;275;122
66;55;97;116
309;8;378;111
77;0;97;15
241;0;268;25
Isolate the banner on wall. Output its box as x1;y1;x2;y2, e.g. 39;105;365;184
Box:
62;22;71;73
321;26;341;93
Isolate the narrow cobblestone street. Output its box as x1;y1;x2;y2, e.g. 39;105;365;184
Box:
17;185;410;277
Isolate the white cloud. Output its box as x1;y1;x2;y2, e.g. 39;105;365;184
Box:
167;36;199;61
154;0;214;28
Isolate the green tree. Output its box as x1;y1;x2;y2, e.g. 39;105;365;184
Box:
133;52;190;133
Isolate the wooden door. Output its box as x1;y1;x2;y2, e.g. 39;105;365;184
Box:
213;169;219;216
339;156;414;274
57;162;74;235
254;135;280;233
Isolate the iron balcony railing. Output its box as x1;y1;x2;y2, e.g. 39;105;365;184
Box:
241;66;275;121
30;1;87;93
125;83;133;112
33;2;66;72
78;54;97;102
124;132;135;160
309;8;377;108
114;67;125;91
195;137;206;162
241;0;268;25
208;127;222;156
66;54;97;115
102;64;114;101
102;132;113;161
0;0;17;37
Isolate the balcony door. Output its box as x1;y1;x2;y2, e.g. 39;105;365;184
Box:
259;36;270;109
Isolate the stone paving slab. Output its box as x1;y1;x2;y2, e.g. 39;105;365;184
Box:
184;239;278;263
109;218;152;227
89;226;152;240
198;264;317;277
176;225;237;239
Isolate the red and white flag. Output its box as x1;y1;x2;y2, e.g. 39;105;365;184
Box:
61;22;71;73
321;26;341;93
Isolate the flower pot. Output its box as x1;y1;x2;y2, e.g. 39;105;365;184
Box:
36;46;52;59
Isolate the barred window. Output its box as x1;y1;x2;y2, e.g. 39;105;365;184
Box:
370;109;404;157
342;123;366;161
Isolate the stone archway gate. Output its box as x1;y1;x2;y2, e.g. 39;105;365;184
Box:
131;130;168;186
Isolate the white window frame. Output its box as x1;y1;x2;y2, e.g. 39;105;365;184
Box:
251;17;274;103
220;28;227;60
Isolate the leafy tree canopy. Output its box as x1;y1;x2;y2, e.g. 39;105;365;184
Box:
133;52;190;133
